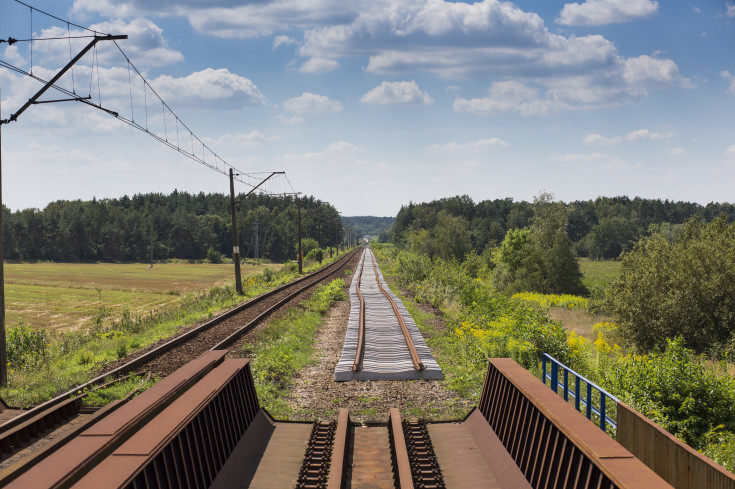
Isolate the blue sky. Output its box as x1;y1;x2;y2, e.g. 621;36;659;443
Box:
1;0;734;216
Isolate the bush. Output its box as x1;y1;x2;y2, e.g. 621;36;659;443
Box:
492;194;586;296
603;338;735;446
607;216;735;353
206;246;223;264
7;320;49;370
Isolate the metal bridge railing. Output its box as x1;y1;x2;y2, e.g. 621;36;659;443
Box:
542;353;619;433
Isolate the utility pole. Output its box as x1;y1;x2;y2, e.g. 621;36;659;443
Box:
318;216;322;264
0;34;127;385
149;221;154;269
229;168;243;294
228;171;282;292
254;222;259;261
0;85;6;386
297;199;303;274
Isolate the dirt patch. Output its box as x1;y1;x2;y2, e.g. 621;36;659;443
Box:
548;307;610;340
284;276;474;424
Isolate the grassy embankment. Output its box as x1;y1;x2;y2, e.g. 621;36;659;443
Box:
371;244;735;472
0;253;350;406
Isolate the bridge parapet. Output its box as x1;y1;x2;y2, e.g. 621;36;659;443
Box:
479;358;672;489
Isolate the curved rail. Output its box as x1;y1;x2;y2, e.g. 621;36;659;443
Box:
351;256;366;372
0;248;361;437
351;248;424;373
369;251;424;371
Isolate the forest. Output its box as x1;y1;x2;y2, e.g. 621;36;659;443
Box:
1;191;344;263
391;195;735;260
342;216;395;239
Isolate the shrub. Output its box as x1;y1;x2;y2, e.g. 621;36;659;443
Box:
7;320;49;370
602;338;735;446
607;216;735;353
206;246;223;264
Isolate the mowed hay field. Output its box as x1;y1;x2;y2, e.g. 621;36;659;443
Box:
5;262;279;331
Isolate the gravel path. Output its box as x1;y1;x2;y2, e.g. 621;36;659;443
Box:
284;267;474;424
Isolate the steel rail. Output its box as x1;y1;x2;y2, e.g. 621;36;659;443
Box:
0;249;360;437
351;255;367;372
211;249;360;351
369;250;425;371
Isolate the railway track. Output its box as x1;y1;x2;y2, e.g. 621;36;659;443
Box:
0;248;361;464
335;248;441;381
352;250;424;373
1;353;673;488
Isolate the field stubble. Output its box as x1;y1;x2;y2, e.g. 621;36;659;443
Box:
5;262;279;331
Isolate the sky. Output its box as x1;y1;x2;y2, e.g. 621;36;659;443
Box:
1;0;734;217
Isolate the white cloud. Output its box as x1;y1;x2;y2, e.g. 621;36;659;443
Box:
69;0;686;111
153;68;265;108
453;80;554;116
73;0;358;38
31;19;183;68
276;115;305;125
551;152;630;170
279;141;362;168
622;55;683;90
557;0;658;26
726;145;735;157
299;1;622;80
299;57;339;73
428;138;509;153
283;92;342;113
273;35;295;49
722;71;735;94
583;129;673;145
669;147;684;156
3;45;25;66
360;81;433;105
205;130;278;147
727;4;735;17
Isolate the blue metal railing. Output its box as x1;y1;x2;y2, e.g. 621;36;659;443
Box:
542;353;619;433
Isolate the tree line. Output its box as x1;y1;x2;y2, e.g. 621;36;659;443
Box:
2;191;344;263
391;195;735;260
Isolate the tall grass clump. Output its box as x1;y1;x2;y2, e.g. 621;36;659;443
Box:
247;279;346;417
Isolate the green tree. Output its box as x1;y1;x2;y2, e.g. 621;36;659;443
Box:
583;216;633;259
608;216;735;353
492;193;586;295
431;210;471;261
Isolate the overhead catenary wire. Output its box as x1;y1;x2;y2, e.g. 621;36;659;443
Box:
0;2;297;196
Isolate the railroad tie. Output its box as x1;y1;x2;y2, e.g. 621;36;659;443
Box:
296;421;337;489
403;419;445;489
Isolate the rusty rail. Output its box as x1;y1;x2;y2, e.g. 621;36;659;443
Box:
370;251;424;372
326;409;349;489
0;248;359;443
351;255;366;372
389;408;415;489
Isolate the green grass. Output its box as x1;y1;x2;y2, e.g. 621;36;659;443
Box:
82;374;157;407
246;279;347;418
5;262;279;331
0;251;354;407
579;258;620;291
